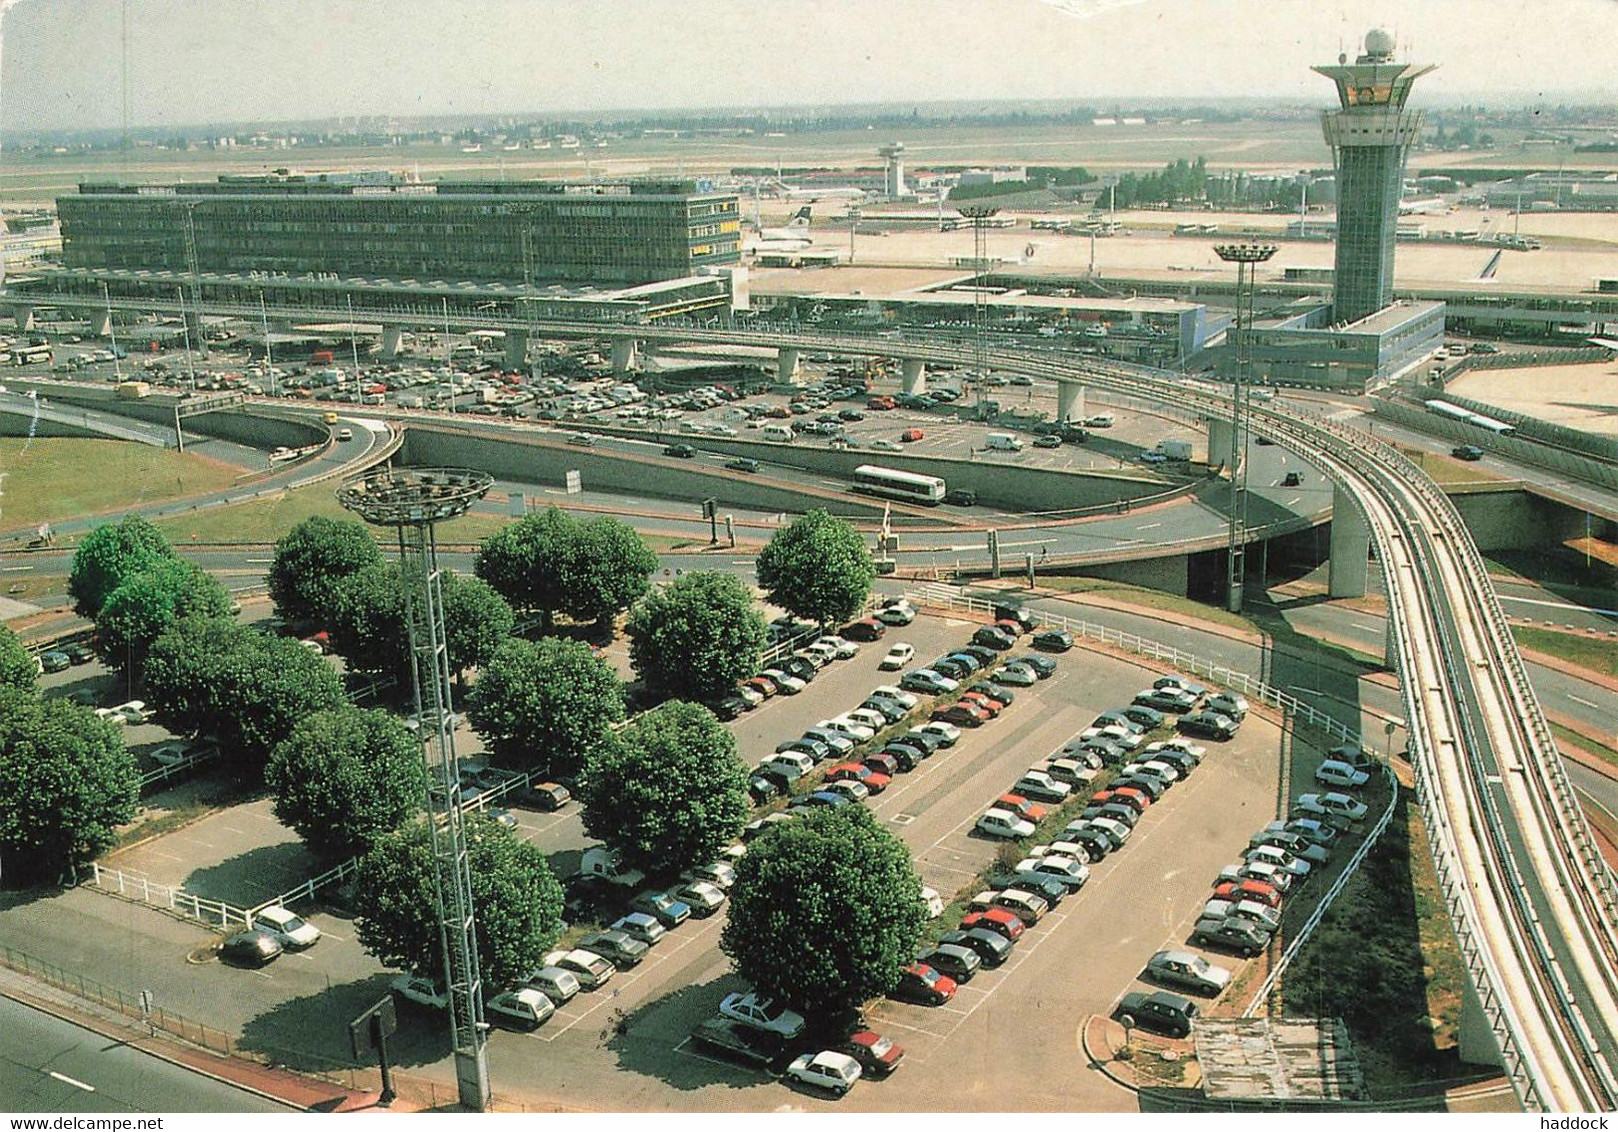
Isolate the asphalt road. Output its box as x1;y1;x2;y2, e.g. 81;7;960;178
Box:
0;995;290;1113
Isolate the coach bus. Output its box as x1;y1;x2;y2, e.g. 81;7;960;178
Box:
851;464;946;505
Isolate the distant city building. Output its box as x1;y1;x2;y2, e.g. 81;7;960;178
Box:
56;172;740;287
958;167;1028;187
1313;28;1435;323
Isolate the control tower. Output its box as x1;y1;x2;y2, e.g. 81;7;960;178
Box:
1313;29;1435;324
879;141;906;198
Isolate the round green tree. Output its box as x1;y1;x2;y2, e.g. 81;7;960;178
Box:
0;687;139;883
68;515;175;619
266;707;427;861
0;626;37;692
441;572;516;675
354;815;564;990
472;508;579;628
327;563;408;683
719;806;928;1018
465;637;623;777
94;559;234;674
578;700;751;876
267;516;382;628
626;572;766;704
565;516;658;633
755;509;876;627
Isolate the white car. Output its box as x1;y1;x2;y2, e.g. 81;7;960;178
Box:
149;742;195;767
735;685;765;708
879;643;916;670
762;752;814;778
486;988;556;1031
1144;738;1205;761
976;808;1036;840
1243;844;1311;878
1315;759;1371;789
253;904;321;949
1296;792;1370;823
817;635;859;659
787;1050;862;1096
759;669;805;694
719;991;806;1038
1016;854;1089;890
1218;860;1293;894
844;708;888;733
821;716;875;742
993;663;1038;687
870;685;919;710
824;779;870;804
1080;723;1142;750
521;966;581;1004
1041;758;1098;788
112;700;148;725
543;949;616;990
870;439;903;453
914;720;962;746
1080;815;1133;846
920;885;946;918
1203;898;1283;932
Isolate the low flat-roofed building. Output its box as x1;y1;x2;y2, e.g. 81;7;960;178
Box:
1236;298;1446;391
1194;1016;1368;1106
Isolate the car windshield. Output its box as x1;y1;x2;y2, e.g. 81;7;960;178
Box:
867;1035;893;1056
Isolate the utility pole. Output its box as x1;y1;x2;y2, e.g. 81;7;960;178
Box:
1214;242;1277;614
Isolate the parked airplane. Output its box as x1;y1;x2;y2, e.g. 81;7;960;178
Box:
747;206;814;252
773;181;867;203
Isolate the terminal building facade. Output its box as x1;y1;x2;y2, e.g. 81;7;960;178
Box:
57;172;741;288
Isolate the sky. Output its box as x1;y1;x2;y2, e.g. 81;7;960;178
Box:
3;0;1617;135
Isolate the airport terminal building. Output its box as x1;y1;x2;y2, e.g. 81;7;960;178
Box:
57;172;742;288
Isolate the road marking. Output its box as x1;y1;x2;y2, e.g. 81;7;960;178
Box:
1135;522;1162;531
0;565;33;573
1496;592;1618;618
244;558;273;565
49;1071;95;1092
1352;622;1380;633
1286;496;1302;506
1568;693;1601;709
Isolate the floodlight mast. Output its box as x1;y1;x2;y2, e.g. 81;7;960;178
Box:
959;206;1000;402
1213;243;1277;614
336;468;495;1112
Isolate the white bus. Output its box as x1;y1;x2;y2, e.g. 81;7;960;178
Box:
851;464;946;505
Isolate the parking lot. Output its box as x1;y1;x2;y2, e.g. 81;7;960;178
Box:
2;603;1320;1111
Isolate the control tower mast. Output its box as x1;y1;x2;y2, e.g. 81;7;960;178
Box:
1313;29;1435;324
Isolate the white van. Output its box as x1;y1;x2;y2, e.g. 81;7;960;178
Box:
762;423;795;442
986;432;1025;452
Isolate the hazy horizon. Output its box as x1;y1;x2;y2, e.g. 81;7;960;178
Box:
4;0;1617;137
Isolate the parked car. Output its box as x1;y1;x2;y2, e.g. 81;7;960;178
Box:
1203;897;1283;933
786;1050;863;1096
1013;653;1057;679
677;880;728;917
1134;687;1199;713
486;988;556;1031
1032;628;1073;652
390;973;449;1009
1295;792;1369;823
1204;692;1249;720
1250;829;1328;865
976;808;1036;839
1315;759;1371;789
892;963;957;1005
719;991;806;1038
38;650;70;674
880;643;915;670
817;635;860;660
972;626;1017;651
971;887;1048;925
838;1030;905;1077
828;762;891;794
253;905;321;950
934;703;989;728
900;668;958;695
1145;950;1232;996
220;929;283;967
1267;817;1340;849
610;912;668;947
1013;771;1071;805
913;721;961;747
938;928;1013;967
875;602;917;626
1153;675;1209;697
578;930;648;969
1118;704;1166;729
958;909;1025;942
520;966;581;1004
1016;854;1089;891
1178;711;1239;740
841;619;886;642
1210;879;1283;910
758;668;806;695
1114;990;1199;1038
629;890;692;928
692;1016;788;1067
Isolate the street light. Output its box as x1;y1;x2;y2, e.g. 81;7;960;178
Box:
1213;242;1277;614
958;206;1000;404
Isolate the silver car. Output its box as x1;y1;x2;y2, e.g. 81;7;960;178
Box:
1145;949;1231;996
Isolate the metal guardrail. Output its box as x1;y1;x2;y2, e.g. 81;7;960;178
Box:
1372;399;1618;491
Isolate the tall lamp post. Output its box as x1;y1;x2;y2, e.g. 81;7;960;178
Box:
337;468;495;1112
958;206;1000;405
1213;242;1276;614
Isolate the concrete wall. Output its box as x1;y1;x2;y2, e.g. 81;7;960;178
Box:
1446;485;1589;552
13;384;325;451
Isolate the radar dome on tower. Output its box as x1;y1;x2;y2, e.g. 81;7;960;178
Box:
1363;27;1396;60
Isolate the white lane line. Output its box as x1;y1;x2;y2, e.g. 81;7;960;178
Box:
0;565;33;573
1135;522;1162;531
1497;593;1618;618
244;558;273;565
1568;693;1601;710
1351;622;1380;633
49;1071;96;1092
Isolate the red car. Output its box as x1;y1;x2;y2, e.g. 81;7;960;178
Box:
996;793;1049;823
1211;879;1283;909
933;703;988;727
959;909;1025;942
839;1029;905;1076
959;691;1004;715
867;396;896;411
743;677;778;700
993;619;1025;637
900;428;925;443
862;752;901;778
1110;787;1153;813
841;619;887;642
827;763;891;794
892;963;956;1005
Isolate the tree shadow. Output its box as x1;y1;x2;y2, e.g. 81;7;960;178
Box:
237;972;450;1072
184;841;319;907
598;970;770;1092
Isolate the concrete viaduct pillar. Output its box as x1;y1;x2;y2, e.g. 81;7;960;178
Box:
900;358;927;395
1328;486;1371;599
777;347;801;384
504;330;528;371
611;338;639;375
379;326;403;360
12;306;34;332
89;310;113;339
268;316;293;335
1056;382;1086;424
1456;980;1507;1071
1207;416;1237;473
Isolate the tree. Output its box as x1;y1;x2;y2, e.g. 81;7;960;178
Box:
566;517;658;632
755;509;876;627
0;687;139;883
473;508;578;628
626;572;766;704
327;564;408;682
0;626;37;693
465;637;623;777
93;559;233;674
578;701;751;876
265;707;427;861
354;815;564;990
267;516;382;628
441;572;516;675
144;618;346;775
720;806;928;1018
68;515;175;619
